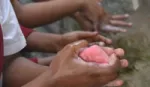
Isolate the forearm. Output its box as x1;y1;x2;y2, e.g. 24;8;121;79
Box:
38;56;54;66
12;0;83;28
32;0;49;2
26;31;62;53
22;70;55;87
3;54;50;87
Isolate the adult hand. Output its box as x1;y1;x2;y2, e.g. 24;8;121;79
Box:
50;40;128;87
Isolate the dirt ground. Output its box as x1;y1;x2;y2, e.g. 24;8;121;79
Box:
111;5;150;87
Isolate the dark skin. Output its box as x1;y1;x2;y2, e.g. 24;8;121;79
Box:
73;0;132;32
26;31;111;53
25;31;111;66
32;0;132;33
3;40;128;87
11;0;131;67
3;31;111;87
12;0;103;28
7;0;131;86
74;12;132;32
12;0;132;32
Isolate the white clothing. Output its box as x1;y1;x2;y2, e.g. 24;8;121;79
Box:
0;0;26;56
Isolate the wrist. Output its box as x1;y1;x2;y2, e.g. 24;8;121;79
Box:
54;35;64;52
45;34;62;53
22;70;56;87
42;70;57;87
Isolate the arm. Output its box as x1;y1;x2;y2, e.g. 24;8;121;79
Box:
26;31;62;53
3;54;53;87
37;56;54;66
20;25;62;53
21;26;53;66
21;26;112;53
32;0;49;2
22;70;55;87
11;0;84;28
30;56;54;66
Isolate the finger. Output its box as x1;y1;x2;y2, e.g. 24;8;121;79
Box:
101;25;127;33
84;33;112;44
93;22;100;32
93;35;112;44
97;74;118;86
114;48;125;57
92;54;120;75
61;40;89;60
120;59;128;68
104;79;124;87
74;13;93;31
77;31;98;39
88;42;105;47
82;21;93;31
99;42;105;46
111;14;129;20
108;54;121;68
70;40;89;53
110;20;132;27
101;47;114;56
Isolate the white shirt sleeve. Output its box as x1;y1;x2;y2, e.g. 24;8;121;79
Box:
0;0;26;56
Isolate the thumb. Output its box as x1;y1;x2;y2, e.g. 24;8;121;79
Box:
70;40;89;54
63;40;89;60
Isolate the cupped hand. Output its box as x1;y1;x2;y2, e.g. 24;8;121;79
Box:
50;40;128;87
57;31;112;51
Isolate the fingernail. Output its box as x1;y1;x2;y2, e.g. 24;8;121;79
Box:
99;42;105;46
116;80;124;86
128;23;133;26
121;60;129;67
121;29;127;32
125;14;129;17
107;39;112;44
114;48;125;57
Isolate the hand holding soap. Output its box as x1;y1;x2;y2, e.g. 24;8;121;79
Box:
79;45;109;63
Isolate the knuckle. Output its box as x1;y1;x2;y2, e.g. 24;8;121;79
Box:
66;44;74;49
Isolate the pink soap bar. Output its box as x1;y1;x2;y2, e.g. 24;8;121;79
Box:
79;45;109;63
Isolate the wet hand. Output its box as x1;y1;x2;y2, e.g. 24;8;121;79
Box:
50;40;128;87
57;31;112;51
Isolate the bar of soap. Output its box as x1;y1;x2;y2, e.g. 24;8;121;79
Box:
79;45;109;63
